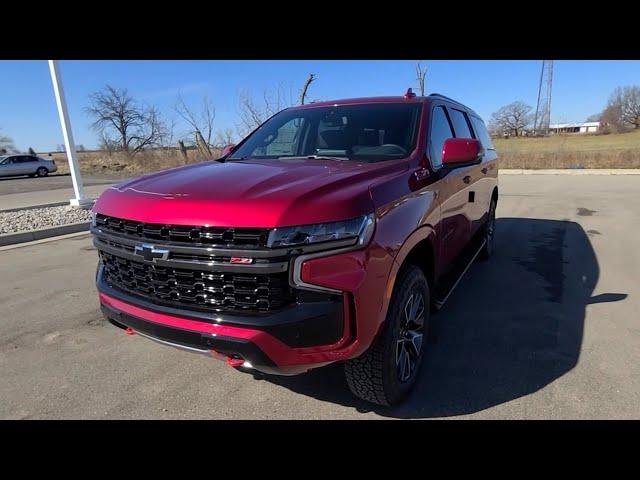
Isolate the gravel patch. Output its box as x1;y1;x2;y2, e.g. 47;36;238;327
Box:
0;205;92;235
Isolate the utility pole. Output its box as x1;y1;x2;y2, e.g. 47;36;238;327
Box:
533;60;554;136
48;60;92;208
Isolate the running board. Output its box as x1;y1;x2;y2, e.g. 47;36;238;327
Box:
433;237;486;310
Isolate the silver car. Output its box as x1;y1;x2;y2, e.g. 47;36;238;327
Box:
0;154;58;178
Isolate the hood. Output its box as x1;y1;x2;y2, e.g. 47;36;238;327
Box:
93;158;407;228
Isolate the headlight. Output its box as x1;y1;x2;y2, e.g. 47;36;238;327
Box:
267;214;375;249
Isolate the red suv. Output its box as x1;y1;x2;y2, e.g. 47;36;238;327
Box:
91;91;498;406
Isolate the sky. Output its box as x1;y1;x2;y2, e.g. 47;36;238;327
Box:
1;60;639;152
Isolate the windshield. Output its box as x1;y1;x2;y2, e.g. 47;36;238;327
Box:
228;102;422;162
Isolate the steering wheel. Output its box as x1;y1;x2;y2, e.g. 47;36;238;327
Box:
380;144;407;155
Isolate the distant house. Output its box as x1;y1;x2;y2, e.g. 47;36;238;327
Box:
549;121;601;135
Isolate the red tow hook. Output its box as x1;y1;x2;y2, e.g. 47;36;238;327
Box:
209;350;244;367
226;357;245;367
124;327;135;336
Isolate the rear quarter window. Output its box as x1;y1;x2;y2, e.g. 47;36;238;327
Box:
470;116;494;150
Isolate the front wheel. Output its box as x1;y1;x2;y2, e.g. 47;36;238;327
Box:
344;265;430;406
36;167;49;177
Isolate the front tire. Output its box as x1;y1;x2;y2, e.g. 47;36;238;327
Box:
36;167;49;177
344;265;429;406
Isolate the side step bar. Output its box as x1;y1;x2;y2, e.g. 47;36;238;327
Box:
433;237;486;310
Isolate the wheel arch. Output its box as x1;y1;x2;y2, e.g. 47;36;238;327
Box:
380;225;437;332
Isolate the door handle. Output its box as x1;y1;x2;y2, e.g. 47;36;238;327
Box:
481;167;488;174
463;175;471;184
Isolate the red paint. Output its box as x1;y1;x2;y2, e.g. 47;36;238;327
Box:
221;144;236;157
99;292;360;367
225;356;245;367
94;94;499;374
93;158;401;228
230;257;253;264
441;138;481;165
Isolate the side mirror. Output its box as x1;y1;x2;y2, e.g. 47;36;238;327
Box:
221;144;236;157
441;138;481;166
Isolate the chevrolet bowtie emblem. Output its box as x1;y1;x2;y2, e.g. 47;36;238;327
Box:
134;243;170;262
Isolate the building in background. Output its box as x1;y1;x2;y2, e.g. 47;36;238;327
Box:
549;122;601;135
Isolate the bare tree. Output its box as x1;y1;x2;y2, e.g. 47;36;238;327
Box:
415;63;427;96
174;94;215;157
86;85;169;156
0;128;15;154
490;101;533;137
606;86;640;129
299;73;317;105
236;84;294;137
215;128;236;147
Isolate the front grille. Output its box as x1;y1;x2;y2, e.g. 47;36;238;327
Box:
100;251;292;313
95;214;270;248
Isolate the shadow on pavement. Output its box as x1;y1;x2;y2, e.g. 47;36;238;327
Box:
254;217;627;418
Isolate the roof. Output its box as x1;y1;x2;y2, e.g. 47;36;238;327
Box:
289;93;479;118
292;96;428;109
549;121;601;128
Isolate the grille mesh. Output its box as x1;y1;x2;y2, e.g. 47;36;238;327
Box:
95;214;270;248
100;251;291;313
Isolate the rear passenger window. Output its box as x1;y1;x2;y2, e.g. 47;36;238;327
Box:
428;106;454;168
469;116;494;150
448;108;473;139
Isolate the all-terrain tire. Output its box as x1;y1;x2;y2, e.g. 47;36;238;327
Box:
344;265;430;406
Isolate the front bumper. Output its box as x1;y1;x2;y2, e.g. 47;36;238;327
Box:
98;265;355;375
93;215;398;375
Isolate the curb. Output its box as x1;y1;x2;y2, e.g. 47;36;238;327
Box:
499;169;640;175
0;201;68;214
0;221;90;247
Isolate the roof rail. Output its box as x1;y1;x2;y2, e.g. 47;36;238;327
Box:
428;93;461;104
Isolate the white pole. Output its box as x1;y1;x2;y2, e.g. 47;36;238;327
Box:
48;60;91;208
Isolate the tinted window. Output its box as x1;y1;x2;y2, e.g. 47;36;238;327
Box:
229;103;422;162
469;116;494;150
428;106;454;168
449;108;473;138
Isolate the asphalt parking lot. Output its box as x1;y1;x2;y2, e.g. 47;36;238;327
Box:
0;174;638;419
0;173;121;196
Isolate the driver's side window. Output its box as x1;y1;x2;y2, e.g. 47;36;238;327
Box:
428;106;454;169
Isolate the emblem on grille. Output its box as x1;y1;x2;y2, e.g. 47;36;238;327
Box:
230;257;253;264
134;243;170;262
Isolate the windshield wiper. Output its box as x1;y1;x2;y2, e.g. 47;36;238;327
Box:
278;155;349;161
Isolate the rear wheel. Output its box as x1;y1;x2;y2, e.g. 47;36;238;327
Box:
479;198;496;260
344;265;429;406
36;167;48;177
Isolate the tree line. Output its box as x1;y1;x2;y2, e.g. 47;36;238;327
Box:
489;85;640;137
